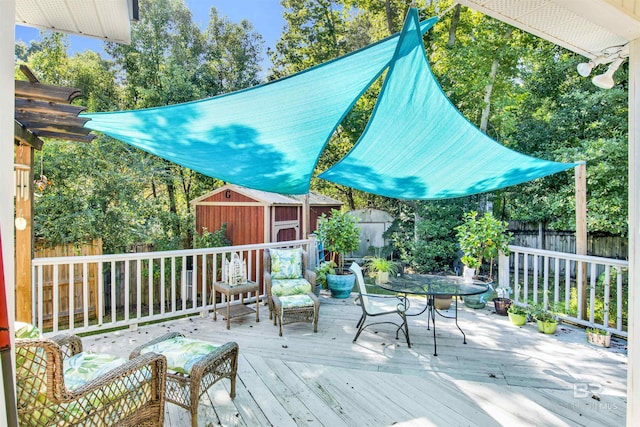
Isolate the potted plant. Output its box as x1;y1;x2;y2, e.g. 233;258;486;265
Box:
493;287;512;316
586;327;611;347
456;211;511;309
455;211;512;280
315;260;336;296
363;256;398;284
507;303;528;326
316;209;360;298
531;302;559;334
460;255;481;282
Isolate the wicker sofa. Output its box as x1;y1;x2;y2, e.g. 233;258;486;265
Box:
15;323;167;427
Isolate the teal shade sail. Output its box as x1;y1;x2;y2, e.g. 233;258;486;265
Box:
82;17;438;195
84;8;577;199
319;8;579;199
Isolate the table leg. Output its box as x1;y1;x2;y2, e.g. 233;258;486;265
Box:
454;297;467;344
428;296;437;356
226;292;231;330
255;291;260;323
213;288;217;321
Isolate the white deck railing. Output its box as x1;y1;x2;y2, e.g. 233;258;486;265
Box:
31;239;315;336
498;245;629;337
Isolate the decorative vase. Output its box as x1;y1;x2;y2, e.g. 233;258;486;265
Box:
493;297;512;316
434;295;453;310
327;273;356;299
537;320;558;334
508;312;527;326
586;331;611;347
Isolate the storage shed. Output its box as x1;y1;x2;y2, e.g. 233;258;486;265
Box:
191;184;342;245
348;209;395;258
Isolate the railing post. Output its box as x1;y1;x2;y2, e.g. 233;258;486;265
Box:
575;163;588;319
498;251;509;290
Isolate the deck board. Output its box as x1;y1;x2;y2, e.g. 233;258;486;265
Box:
81;291;627;426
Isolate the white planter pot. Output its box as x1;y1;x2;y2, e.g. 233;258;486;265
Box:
376;271;389;284
463;266;476;282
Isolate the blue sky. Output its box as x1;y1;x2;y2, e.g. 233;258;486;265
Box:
14;0;286;73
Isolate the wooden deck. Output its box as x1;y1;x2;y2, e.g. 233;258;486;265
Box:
82;292;627;426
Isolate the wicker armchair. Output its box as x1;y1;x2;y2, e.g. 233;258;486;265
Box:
264;247;319;336
15;332;167;427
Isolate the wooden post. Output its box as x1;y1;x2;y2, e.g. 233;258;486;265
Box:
575;163;587;319
627;38;640;427
302;193;310;239
14;145;33;323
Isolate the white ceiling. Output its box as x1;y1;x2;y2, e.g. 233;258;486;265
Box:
457;0;640;59
15;0;136;45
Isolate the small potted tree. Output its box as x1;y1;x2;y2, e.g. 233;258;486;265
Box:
316;209;360;298
455;211;512;308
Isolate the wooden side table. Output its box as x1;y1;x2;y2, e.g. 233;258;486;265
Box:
213;281;260;329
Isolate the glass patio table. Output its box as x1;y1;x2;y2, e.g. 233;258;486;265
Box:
378;274;489;356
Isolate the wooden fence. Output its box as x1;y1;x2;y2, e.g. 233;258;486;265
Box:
33;239;103;327
508;221;627;260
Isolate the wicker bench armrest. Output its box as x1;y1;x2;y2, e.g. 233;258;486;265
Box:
50;334;83;358
190;341;239;378
129;332;184;359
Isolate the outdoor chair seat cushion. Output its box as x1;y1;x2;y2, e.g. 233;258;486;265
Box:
279;294;315;310
63;352;128;391
139;336;219;375
269;248;303;279
272;278;313;296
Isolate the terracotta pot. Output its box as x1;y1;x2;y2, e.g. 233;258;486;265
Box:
434;295;452;310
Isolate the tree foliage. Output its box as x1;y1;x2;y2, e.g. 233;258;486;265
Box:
20;0;629;267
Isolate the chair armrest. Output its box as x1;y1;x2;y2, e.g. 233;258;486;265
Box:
128;332;184;359
50;334;83;359
64;351;167;405
305;269;317;293
264;272;272;295
360;293;399;299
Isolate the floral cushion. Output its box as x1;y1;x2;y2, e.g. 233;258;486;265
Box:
140;336;218;375
270;248;303;279
63;352;128;391
272;278;312;297
15;321;41;338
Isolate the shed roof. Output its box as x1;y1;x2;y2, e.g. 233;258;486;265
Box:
191;184;341;207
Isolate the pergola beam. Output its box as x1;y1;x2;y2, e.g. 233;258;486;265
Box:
13;120;43;150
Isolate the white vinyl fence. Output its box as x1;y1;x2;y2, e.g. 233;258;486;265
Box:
498;245;628;337
32;239;315;336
